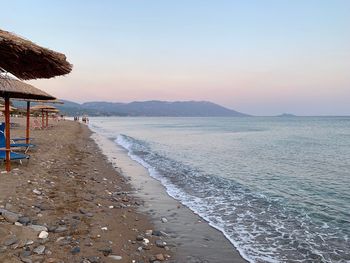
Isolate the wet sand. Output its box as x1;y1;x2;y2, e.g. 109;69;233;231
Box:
92;129;248;263
0;118;171;263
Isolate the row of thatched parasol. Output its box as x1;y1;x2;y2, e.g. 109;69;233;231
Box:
0;28;72;171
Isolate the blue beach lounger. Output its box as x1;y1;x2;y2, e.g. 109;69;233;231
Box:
0;150;29;161
0;123;34;143
0;124;36;153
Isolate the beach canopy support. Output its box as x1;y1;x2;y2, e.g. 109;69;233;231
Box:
0;76;55;171
31;105;58;129
0;29;72;80
0;104;17;112
14;99;63;142
0;28;72;171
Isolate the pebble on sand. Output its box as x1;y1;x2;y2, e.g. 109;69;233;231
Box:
33;245;46;255
108;255;122;260
33;189;42;195
38;231;49;239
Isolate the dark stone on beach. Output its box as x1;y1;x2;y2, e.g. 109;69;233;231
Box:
152;231;162;237
34;203;53;211
98;247;112;256
28;224;48;232
18;216;31;225
85;212;94;217
88;256;101;263
79;208;93;217
2;210;20;223
33;245;46;255
71;246;81;255
3;236;18;246
72;215;81;220
149;256;164;263
21;249;32;257
48;225;57;232
149;256;156;262
155;240;166;248
79;208;87;214
120;203;127;209
54;226;68;233
136;235;144;241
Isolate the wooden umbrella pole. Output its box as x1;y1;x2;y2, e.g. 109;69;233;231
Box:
41;109;45;129
4;97;11;172
26;101;30;144
46;111;48;128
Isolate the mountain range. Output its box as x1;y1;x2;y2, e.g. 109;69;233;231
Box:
13;100;249;117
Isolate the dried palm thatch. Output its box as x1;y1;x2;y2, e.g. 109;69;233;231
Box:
31;104;57;111
0;29;72;80
48;108;60;113
0;76;56;100
15;98;64;104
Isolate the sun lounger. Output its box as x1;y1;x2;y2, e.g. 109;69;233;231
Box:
0;123;34;142
33;119;42;130
11;137;34;142
0;150;29;161
0;125;36;153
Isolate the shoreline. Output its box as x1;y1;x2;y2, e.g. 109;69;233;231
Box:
90;124;248;262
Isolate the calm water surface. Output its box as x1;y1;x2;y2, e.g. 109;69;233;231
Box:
89;117;350;263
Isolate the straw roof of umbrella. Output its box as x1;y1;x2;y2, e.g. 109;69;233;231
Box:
0;77;56;100
13;98;64;104
48;109;60;113
31;104;57;111
33;99;64;104
0;29;72;80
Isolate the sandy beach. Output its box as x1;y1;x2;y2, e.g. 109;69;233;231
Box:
0;118;172;263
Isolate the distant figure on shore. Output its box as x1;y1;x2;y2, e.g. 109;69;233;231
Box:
82;116;89;124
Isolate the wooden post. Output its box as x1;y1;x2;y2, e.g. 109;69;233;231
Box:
41;109;45;129
4;97;11;172
26;101;30;144
46;111;48;128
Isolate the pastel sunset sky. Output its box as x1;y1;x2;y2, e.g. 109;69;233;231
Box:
1;0;349;115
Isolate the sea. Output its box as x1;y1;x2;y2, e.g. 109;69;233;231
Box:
89;116;350;263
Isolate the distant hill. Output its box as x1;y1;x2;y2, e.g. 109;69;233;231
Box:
13;100;249;117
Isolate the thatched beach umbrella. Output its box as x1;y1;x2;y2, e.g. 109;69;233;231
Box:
14;99;64;144
0;28;72;171
0;77;55;171
0;29;72;80
45;108;60;127
31;104;58;129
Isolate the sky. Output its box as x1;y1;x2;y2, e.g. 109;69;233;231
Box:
1;0;349;115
